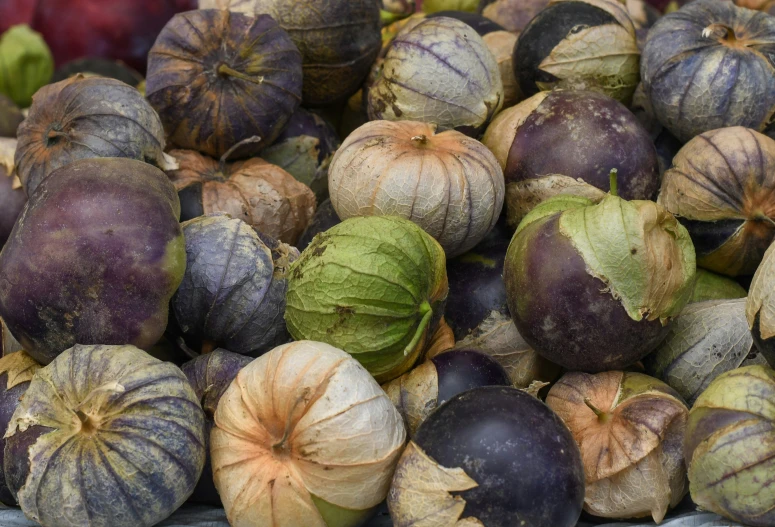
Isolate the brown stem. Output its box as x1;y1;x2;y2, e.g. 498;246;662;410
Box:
47;129;68;143
753;211;775;228
218;135;262;172
217;63;265;86
411;135;428;145
200;340;218;355
702;23;737;43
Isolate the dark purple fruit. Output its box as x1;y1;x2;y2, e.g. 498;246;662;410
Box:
426;10;506;34
0;351;39;506
388;386;585;527
0;158;185;364
181;349;252;506
51;57;144;87
296;198;341;251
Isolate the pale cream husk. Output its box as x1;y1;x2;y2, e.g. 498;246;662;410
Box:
507;174;606;227
748;241;775;339
383;360;439;436
211;341;407;527
328;120;505;257
482;91;549;170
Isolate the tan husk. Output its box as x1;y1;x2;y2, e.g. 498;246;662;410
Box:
0;318;22;356
383;361;439;436
658;127;775;276
482;31;521;108
167;149;316;245
425;318;455;359
454;311;561;388
387;441;481;526
748;241;775;340
329;120;504;257
546;371;689;522
211;341;406;526
0;350;40;388
506;174;607;227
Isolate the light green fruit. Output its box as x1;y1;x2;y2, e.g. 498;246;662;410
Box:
691;269;746;303
285;216;448;382
685;365;775;526
0;25;53;107
422;0;479;12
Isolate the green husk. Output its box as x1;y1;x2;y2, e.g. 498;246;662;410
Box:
0;25;53;107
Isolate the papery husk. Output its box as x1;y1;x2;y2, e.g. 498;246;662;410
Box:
559;194;696;323
748;240;775;341
0;318;22;356
506;174;606;227
691;269;747;303
547;371;689;522
0;350;39;389
482;31;521;108
481;91;549;171
383;361;439;436
387;441;480;526
658;127;775;277
648;299;766;405
211;341;406;527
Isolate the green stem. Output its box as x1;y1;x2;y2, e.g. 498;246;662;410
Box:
609;168;619;197
584;398;611;423
404;301;433;357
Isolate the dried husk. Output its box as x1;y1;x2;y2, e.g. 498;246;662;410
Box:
482;30;521;108
647;299;767;405
198;0;382;107
454;312;561;388
211;341;406;527
482;0;550;33
383;361;439;436
747;240;775;350
147;10;302;159
367;17;504;134
15;75;167;196
658;127;775;277
329;120;504;257
0;318;22;356
684;365;775;526
285;216;448;383
4;344;206;527
641;0;775;143
167;149;316;245
172;214;298;358
0;137;24;248
506;174;607;226
546;371;689;522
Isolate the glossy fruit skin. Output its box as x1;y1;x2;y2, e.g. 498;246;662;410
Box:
504;90;659;200
10;0;198;74
0;158;185;364
504;213;669;372
181;350;252;506
431;349;511;404
413;386;585;526
444;216;511;339
147;10;302;159
0;165;25;248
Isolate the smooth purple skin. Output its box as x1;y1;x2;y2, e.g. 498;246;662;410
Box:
3;424;52;504
445;216;511;340
172;215;292;357
181;349;252;505
414;387;585;527
506;90;660;200
431;349;511;406
0;173;25;248
0;372;31;505
504;214;669;372
0;158;183;364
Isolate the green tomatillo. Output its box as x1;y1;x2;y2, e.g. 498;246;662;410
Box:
0;25;53;108
285;216;448;382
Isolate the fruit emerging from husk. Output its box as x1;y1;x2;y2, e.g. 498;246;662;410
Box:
368;16;504;135
147;9;302;159
684;365;775;526
659;127;775;277
0;25;53;108
166;145;316;245
286;216;448;383
260;107;340;202
481;0;551;33
641;0;775;143
647;298;767;405
0;138;24;248
181;349;252;505
483;90;659;228
513;0;640;104
0;351;40;505
172;214;297;358
747;241;775;363
4;344;206;527
503;178;696;372
547;371;688;522
383;349;511;435
0;158;185;364
483;30;522;108
199;0;382;107
329;120;504;257
211;340;406;527
15;75;168;196
389;386;585;526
